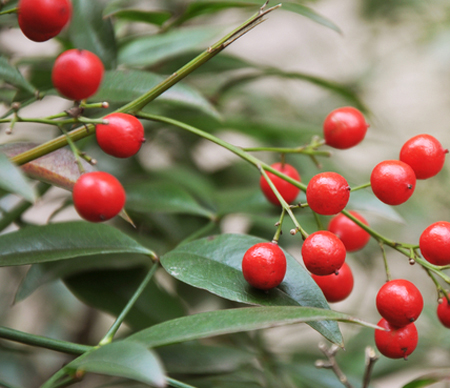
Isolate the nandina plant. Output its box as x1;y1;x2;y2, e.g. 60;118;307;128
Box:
0;1;449;388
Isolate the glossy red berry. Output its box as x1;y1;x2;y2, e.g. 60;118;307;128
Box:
437;294;450;328
399;134;447;180
370;160;416;206
306;172;350;215
327;211;370;252
259;162;301;206
302;231;346;276
18;0;72;42
374;318;418;359
311;262;354;303
52;49;104;101
73;171;126;223
242;242;287;290
376;279;423;327
96;113;146;158
419;221;450;266
323;107;369;149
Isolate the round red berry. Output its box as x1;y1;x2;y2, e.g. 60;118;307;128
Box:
370;160;416;206
376;279;423;327
302;231;346;276
52;49;104;101
437;294;450;328
399;134;447;180
18;0;72;42
259;162;301;206
96;113;146;158
419;221;450;266
323;106;369;149
311;262;354;303
73;171;126;223
327;211;370;252
242;242;287;290
374;318;418;359
306;172;350;215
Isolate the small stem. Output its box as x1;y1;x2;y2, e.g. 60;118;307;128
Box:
168;378;199;388
0;6;16;15
379;243;391;282
362;346;378;388
58;126;85;174
315;343;354;388
350;182;371;192
98;262;159;346
313;212;324;231
426;269;450;303
243;146;331;157
272;208;286;243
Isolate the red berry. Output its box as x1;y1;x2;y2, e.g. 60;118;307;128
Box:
96;113;146;158
399;134;447;180
376;279;423;327
302;231;346;276
73;171;126;223
311;262;354;303
327;211;370;252
419;221;450;266
323;106;369;149
52;49;104;101
242;242;287;290
370;160;416;206
374;318;418;359
18;0;72;42
259;162;301;206
437;294;450;328
306;172;350;215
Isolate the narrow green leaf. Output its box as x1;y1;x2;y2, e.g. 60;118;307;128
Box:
402;370;450;388
106;9;172;26
126;306;379;348
118;26;222;66
281;2;342;34
66;342;166;387
0;222;153;267
125;181;216;219
93;70;220;119
161;234;342;344
0;56;36;94
0;152;36;203
69;0;117;69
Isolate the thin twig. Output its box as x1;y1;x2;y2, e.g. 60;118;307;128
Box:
315;343;355;388
362;346;378;388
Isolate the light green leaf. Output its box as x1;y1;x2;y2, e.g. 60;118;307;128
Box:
0;222;153;267
161;234;341;345
105;9;172;26
0;56;36;94
0;152;36;203
126;306;379;348
66;342;166;387
402;369;450;388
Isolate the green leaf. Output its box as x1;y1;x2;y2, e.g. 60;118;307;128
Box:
105;9;172;26
0;222;153;267
125;181;216;219
402;370;450;388
93;70;220;119
66;341;166;387
69;0;117;69
0;56;36;94
0;152;36;203
15;253;149;303
126;306;379;348
161;234;342;344
280;2;342;34
118;26;222;67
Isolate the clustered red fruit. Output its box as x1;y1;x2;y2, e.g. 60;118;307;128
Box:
311;262;354;303
18;0;72;42
437;294;450;328
259;162;301;206
242;242;287;290
96;113;146;158
419;221;450;266
52;49;104;101
327;211;370;252
374;318;418;360
72;171;125;223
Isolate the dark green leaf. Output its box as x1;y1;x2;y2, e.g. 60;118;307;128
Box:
126;306;379;347
161;234;341;344
66;342;166;387
0;152;36;203
281;2;342;33
93;70;220;119
118;26;222;67
106;9;172;26
125;181;216;219
0;222;153;267
69;0;117;69
402;370;450;388
0;56;36;94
